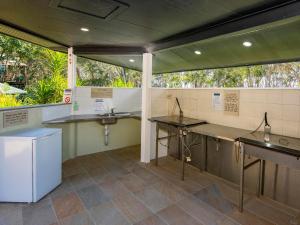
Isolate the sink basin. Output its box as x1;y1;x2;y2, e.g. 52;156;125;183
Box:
98;112;131;125
99;117;117;125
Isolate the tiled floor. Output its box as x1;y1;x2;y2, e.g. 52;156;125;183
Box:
1;145;299;225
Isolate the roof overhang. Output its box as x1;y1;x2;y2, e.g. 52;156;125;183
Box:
0;0;299;73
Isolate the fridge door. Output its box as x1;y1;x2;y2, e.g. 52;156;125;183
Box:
32;130;62;202
0;138;33;202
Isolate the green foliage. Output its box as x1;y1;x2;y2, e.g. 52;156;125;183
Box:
24;74;67;104
77;57;141;87
111;77;134;87
42;50;67;77
0;95;22;107
153;63;300;88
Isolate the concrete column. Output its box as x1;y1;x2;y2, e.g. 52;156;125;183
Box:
141;53;152;163
67;47;77;157
67;47;77;89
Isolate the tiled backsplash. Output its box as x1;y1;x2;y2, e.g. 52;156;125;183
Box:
151;88;300;138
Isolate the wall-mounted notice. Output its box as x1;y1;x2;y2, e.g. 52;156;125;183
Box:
63;89;72;104
94;99;105;113
3;110;28;128
224;90;240;116
212;92;223;111
91;88;113;98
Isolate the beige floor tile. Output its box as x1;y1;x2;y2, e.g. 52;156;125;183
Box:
52;192;84;220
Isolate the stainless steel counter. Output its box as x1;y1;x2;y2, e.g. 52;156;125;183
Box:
189;124;249;142
43;111;141;124
239;131;300;158
149;115;206;127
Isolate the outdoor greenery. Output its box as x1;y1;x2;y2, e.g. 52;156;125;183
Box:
1;33;300;108
153;63;300;88
0;95;22;107
0;34;141;108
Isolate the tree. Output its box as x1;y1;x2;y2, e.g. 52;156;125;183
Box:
77;57;142;87
23;50;68;104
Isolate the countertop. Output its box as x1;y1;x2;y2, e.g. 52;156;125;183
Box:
189;124;250;142
189;123;300;157
43;111;141;124
149;115;206;127
239;132;300;157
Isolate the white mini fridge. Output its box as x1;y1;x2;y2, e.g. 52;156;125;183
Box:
0;128;62;202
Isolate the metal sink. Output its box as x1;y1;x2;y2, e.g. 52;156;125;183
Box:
99;117;117;125
98;112;131;125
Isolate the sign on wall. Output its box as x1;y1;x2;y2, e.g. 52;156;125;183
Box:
224;90;240;116
212;92;223;111
63;89;72;104
91;88;113;98
3;110;28;128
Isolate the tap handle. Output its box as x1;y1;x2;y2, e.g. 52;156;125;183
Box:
111;107;115;114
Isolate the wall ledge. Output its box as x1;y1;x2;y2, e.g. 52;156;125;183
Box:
0;103;71;112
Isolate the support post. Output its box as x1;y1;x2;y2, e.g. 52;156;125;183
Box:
141;53;152;163
67;47;77;158
67;47;77;89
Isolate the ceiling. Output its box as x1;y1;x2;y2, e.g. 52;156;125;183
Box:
0;0;300;73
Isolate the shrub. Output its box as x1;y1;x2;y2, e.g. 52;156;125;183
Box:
24;74;67;104
0;95;22;108
111;77;134;88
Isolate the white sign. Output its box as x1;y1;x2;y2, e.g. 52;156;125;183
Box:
94;99;105;113
212;92;223;111
63;89;72;104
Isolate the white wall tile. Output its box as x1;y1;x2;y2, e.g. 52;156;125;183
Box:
150;88;300;138
282;105;300;122
282;90;300;105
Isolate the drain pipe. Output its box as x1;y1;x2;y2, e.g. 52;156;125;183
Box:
104;125;109;145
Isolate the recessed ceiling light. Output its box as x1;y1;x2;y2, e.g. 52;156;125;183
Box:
80;27;89;32
243;41;252;47
194;50;202;55
129;59;135;63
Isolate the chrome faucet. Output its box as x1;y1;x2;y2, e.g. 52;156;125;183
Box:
176;97;183;119
264;112;271;142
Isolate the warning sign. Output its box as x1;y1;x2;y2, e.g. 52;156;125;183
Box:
63;89;72;104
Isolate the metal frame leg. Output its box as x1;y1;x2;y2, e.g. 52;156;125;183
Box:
257;160;262;197
155;123;159;166
273;164;279;200
239;142;245;212
261;160;265;195
205;136;208;171
178;128;181;160
200;135;205;172
181;129;185;181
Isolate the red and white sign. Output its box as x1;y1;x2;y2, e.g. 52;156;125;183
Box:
63;89;72;104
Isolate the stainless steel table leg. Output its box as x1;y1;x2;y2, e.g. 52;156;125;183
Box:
205;136;208;172
155;123;159;166
181;129;185;181
273;164;279;200
178;128;181;160
239;142;245;212
200;135;205;172
257;159;262;197
261;160;265;195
